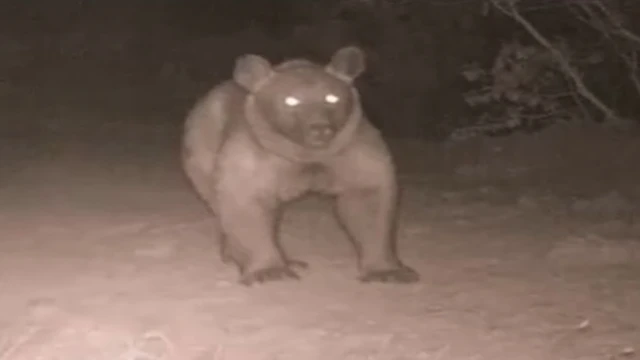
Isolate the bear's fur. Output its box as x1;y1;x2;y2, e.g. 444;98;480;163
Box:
182;46;419;285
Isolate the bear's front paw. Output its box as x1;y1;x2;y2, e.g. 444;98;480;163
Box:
359;266;420;284
240;265;300;286
286;258;309;270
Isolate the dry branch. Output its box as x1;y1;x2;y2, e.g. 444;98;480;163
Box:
490;0;629;125
573;1;640;97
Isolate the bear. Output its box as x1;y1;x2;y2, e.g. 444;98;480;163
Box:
181;46;419;286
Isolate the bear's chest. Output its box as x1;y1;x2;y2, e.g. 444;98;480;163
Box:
277;163;336;201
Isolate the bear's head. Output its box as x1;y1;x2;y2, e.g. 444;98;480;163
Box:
233;46;366;161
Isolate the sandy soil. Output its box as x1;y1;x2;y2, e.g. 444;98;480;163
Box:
0;64;639;360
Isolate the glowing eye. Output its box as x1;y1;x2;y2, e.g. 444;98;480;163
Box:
284;96;300;107
325;94;340;104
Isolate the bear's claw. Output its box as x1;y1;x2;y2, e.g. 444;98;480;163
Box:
240;265;300;286
359;266;420;284
287;259;309;270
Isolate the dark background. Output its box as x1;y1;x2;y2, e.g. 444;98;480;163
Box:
1;0;638;140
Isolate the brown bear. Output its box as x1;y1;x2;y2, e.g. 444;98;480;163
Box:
181;46;419;286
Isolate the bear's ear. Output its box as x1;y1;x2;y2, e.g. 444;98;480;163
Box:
326;46;366;83
233;54;273;91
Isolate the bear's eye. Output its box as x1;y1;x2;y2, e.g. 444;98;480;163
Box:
284;96;300;107
325;94;340;104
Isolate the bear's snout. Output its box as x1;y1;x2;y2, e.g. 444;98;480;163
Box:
303;121;336;148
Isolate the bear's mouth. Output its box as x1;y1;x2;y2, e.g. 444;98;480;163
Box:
302;123;336;148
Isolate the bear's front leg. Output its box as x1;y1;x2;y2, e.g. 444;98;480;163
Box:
334;139;419;284
216;196;298;286
214;146;303;286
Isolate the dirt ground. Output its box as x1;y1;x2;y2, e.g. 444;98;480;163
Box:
1;61;639;360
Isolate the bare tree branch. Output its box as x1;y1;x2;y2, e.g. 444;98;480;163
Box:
589;1;640;46
569;2;640;97
490;0;625;124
